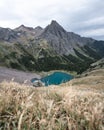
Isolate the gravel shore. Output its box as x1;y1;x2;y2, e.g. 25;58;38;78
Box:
0;67;41;85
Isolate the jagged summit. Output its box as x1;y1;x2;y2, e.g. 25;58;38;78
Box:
15;24;34;32
50;20;61;26
34;26;43;31
43;20;66;38
19;24;25;28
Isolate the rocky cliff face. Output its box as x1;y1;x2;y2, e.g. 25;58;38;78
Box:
0;20;104;73
14;25;43;38
37;20;95;55
0;27;19;42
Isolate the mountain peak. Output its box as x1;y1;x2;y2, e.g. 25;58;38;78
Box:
20;24;25;27
35;26;43;30
51;20;59;25
49;20;64;29
43;20;66;37
18;24;28;29
15;25;34;32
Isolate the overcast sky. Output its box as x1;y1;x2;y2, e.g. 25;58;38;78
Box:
0;0;104;40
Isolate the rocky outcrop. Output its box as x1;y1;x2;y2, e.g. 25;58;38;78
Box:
0;27;19;42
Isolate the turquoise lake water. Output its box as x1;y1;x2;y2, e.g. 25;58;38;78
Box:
32;72;73;86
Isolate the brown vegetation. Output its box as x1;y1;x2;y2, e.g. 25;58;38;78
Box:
0;80;104;130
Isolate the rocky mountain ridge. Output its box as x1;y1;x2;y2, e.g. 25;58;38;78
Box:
0;20;104;73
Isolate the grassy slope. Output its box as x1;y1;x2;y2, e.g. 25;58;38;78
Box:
71;69;104;86
0;69;104;130
0;42;39;71
0;41;102;73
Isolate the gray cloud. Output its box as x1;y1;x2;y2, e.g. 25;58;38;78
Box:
0;0;104;40
64;0;104;39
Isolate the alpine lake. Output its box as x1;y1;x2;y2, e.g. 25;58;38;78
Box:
31;71;74;86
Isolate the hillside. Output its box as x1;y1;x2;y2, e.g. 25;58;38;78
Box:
90;58;104;69
0;68;104;130
69;68;104;91
0;45;104;129
0;20;104;73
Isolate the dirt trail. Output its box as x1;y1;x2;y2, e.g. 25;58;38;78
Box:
0;67;41;84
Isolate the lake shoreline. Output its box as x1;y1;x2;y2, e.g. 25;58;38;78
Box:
0;67;76;85
31;71;74;87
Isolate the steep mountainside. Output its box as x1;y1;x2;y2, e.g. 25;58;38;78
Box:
38;20;94;55
0;20;104;73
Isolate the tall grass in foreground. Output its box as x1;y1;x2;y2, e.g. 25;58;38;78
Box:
0;81;104;130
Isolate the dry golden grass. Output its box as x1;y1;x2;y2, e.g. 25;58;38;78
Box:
0;80;104;130
68;68;104;92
